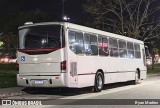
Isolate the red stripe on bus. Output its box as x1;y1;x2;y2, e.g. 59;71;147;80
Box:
18;48;61;52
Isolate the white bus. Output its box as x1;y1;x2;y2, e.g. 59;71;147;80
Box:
17;22;147;92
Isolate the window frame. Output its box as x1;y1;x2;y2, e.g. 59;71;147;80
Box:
68;30;84;55
134;43;141;59
98;35;109;56
118;39;127;58
84;33;98;56
126;42;134;59
109;37;119;57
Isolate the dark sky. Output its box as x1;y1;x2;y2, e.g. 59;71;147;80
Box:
0;0;159;30
0;0;85;24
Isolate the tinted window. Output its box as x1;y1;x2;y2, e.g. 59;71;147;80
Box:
109;38;118;48
119;40;126;49
119;40;127;58
68;31;75;44
19;25;61;49
90;35;97;45
68;31;84;54
127;42;134;50
135;43;140;51
109;38;118;57
69;31;76;53
84;34;91;55
134;43;141;58
90;35;98;55
142;49;146;66
84;34;98;55
127;42;134;58
98;36;109;56
128;50;134;58
135;51;141;58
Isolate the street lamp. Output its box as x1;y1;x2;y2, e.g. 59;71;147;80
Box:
62;0;70;21
63;16;70;21
62;0;64;20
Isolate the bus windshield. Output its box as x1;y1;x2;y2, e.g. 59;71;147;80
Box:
19;25;62;50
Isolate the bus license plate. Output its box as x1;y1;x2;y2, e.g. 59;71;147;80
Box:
35;80;44;84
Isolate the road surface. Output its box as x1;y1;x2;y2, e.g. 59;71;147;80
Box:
1;73;160;108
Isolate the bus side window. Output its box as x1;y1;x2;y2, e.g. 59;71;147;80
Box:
134;43;141;58
90;35;98;55
75;32;84;54
68;31;84;54
98;36;103;55
84;34;92;55
103;37;109;56
68;31;76;53
119;40;127;58
127;42;134;58
109;38;118;57
98;36;109;56
142;48;146;66
84;34;98;56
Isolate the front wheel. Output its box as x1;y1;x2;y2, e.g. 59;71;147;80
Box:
94;72;104;92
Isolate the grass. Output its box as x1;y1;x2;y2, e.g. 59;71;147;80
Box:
147;64;160;73
0;63;17;71
0;64;17;88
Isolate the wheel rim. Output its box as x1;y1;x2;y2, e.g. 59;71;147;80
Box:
135;71;139;84
97;75;103;89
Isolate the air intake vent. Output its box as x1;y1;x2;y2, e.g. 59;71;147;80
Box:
70;62;77;76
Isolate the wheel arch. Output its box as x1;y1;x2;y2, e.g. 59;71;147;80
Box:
136;68;141;79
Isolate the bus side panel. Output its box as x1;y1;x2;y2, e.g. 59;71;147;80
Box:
77;75;95;88
104;72;135;84
140;70;147;79
140;44;147;79
76;55;111;87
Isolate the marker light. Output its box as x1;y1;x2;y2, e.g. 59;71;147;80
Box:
24;22;33;25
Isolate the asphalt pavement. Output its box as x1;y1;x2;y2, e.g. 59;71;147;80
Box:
0;72;160;99
1;73;160;108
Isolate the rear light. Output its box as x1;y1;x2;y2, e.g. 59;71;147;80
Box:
61;61;66;70
20;77;26;79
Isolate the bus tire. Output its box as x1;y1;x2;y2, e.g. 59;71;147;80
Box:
94;72;104;92
135;70;140;84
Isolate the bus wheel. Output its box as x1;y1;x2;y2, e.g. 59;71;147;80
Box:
94;72;104;92
135;70;140;84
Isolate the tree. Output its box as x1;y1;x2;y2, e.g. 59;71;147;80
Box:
83;0;160;42
0;10;49;56
0;32;17;56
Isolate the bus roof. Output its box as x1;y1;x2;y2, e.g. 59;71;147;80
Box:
18;22;144;44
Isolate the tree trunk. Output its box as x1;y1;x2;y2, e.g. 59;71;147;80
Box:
152;49;155;70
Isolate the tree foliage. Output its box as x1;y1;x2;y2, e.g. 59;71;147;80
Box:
0;10;49;56
83;0;160;43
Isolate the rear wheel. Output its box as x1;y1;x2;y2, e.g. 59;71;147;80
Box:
135;70;140;84
94;72;104;92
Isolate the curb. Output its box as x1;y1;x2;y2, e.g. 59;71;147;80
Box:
147;73;160;77
0;91;26;99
